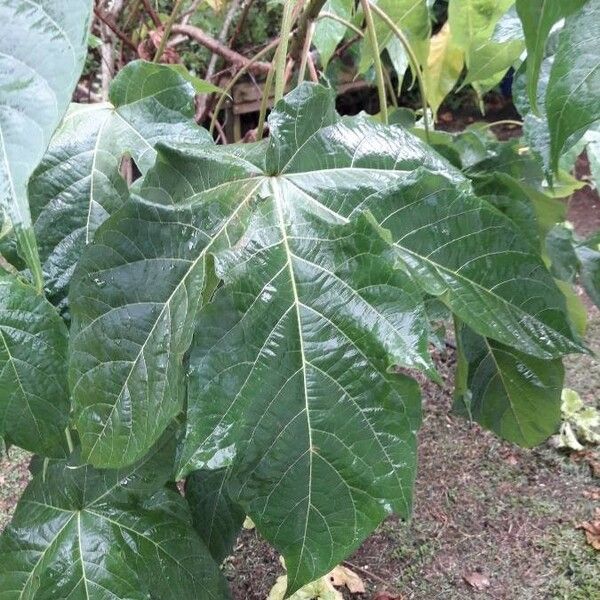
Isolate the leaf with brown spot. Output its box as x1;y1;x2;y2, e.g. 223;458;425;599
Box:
329;565;366;593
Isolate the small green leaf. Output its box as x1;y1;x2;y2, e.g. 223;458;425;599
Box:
186;467;245;563
454;323;564;447
313;0;354;68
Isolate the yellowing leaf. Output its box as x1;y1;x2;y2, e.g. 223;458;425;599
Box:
329;565;366;593
424;23;464;117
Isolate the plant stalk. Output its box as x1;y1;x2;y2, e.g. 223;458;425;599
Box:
153;0;184;62
297;21;316;84
274;0;298;103
257;64;276;139
367;1;429;137
360;0;388;124
317;12;365;37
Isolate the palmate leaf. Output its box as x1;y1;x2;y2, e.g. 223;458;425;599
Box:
0;432;229;600
70;84;584;592
313;0;354;68
0;271;69;457
454;322;564;447
0;0;92;287
21;60;211;306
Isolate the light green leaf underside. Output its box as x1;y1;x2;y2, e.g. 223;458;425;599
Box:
0;271;69;457
0;433;229;600
0;0;92;284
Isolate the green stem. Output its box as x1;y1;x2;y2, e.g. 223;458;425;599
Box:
479;119;523;130
65;427;74;454
153;0;184;62
367;1;428;137
257;64;276;139
297;21;316;84
360;0;388;124
274;0;297;103
317;12;364;37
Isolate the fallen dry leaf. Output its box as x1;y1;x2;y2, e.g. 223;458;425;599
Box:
372;592;404;600
577;508;600;551
329;566;365;593
462;571;490;591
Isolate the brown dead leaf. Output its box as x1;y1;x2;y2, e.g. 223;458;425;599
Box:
372;593;404;600
577;508;600;551
329;566;365;594
462;571;490;591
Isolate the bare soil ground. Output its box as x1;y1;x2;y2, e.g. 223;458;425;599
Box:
1;151;598;600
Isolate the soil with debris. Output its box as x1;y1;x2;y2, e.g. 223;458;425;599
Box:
1;158;599;600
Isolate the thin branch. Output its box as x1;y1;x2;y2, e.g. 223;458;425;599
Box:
172;24;271;73
229;0;257;47
210;35;285;134
360;0;388;124
140;0;161;27
154;0;184;62
297;20;315;83
367;1;429;137
317;12;364;37
93;7;137;50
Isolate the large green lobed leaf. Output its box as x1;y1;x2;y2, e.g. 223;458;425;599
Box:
70;83;584;592
0;0;92;287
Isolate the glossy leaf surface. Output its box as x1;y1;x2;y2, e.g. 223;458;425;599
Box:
70;84;583;592
546;0;600;171
0;0;92;286
0;433;229;599
26;60;210;305
0;272;69;457
455;323;563;447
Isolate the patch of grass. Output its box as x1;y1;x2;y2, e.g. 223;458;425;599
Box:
540;526;600;600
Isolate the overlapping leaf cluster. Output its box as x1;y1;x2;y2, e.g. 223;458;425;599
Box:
0;1;599;599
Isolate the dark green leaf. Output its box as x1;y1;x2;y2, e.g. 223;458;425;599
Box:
454;322;564;447
516;0;588;113
0;271;69;457
546;0;600;171
0;0;92;286
26;60;210;305
71;84;584;592
186;467;245;563
0;433;229;599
